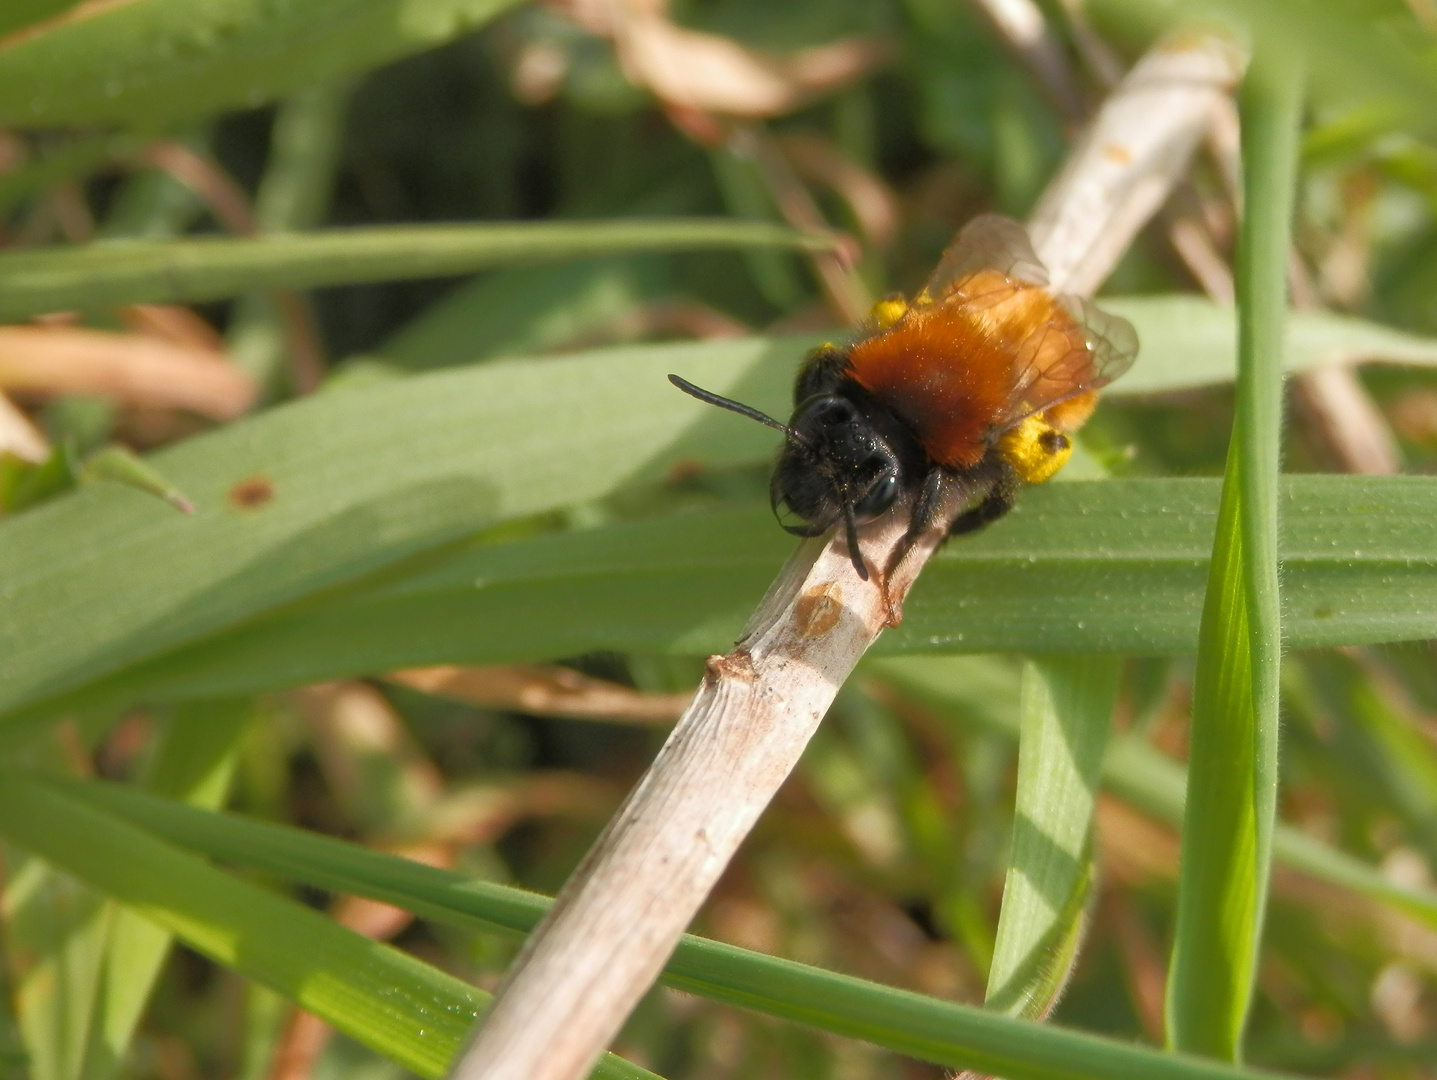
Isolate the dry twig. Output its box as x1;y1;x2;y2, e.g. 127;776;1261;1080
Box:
967;0;1087;122
590;0;889;118
1027;32;1245;298
728;124;871;325
1287;253;1402;474
450;29;1244;1080
777;133;900;250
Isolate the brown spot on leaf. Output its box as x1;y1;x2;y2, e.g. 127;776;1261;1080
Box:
229;475;274;510
665;459;705;485
796;582;842;639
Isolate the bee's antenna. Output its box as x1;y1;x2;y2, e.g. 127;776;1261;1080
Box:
841;499;870;581
668;375;809;445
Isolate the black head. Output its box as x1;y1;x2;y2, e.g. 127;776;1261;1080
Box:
667;373;918;580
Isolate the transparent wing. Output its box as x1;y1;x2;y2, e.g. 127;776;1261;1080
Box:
996;294;1139;429
918;214;1048;307
1060;295;1140;387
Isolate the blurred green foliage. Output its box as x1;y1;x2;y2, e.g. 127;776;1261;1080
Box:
2;2;1437;1080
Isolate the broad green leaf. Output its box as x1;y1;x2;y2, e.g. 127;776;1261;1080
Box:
0;1;78;39
985;659;1119;1019
371;257;675;371
0;773;657;1080
0;335;800;722
1103;296;1437;395
51;776;1294;1080
0;0;524;129
0;220;833;322
4;303;1437;722
33;476;1437;717
0;303;1429;720
1167;55;1300;1060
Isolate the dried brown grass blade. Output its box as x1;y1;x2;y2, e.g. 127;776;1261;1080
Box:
0;325;255;419
610;7;889;117
0;390;48;462
387;665;688;725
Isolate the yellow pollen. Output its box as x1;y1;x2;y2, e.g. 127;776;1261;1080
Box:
998;415;1073;485
869;295;909;330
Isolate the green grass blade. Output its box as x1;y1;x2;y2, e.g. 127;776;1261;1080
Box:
0;221;833;322
0;309;1430;724
228;81;351;388
26;476;1437;720
1099;736;1437;931
985;658;1119;1019
872;656;1437;933
372;257;675;371
82;699;253;1080
2;847;108;1080
1166;53;1302;1059
78;446;193;515
0;773;656;1080
50;776;1298;1080
1286;653;1437;866
0;336;800;722
0;0;523;129
1101;296;1437;395
0;134;140;217
2;307;1435;722
1092;0;1437;147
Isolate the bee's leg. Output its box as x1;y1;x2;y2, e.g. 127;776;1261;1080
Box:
843;500;870;582
948;473;1018;537
877;466;950;627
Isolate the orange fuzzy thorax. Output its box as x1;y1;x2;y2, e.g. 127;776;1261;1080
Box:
846;272;1075;468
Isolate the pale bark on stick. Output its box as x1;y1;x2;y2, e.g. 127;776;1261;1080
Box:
449;29;1244;1080
1028;32;1245;297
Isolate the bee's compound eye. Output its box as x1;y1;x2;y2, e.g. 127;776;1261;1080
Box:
853;471;900;520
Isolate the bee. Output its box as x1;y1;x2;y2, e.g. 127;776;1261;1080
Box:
669;215;1138;589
